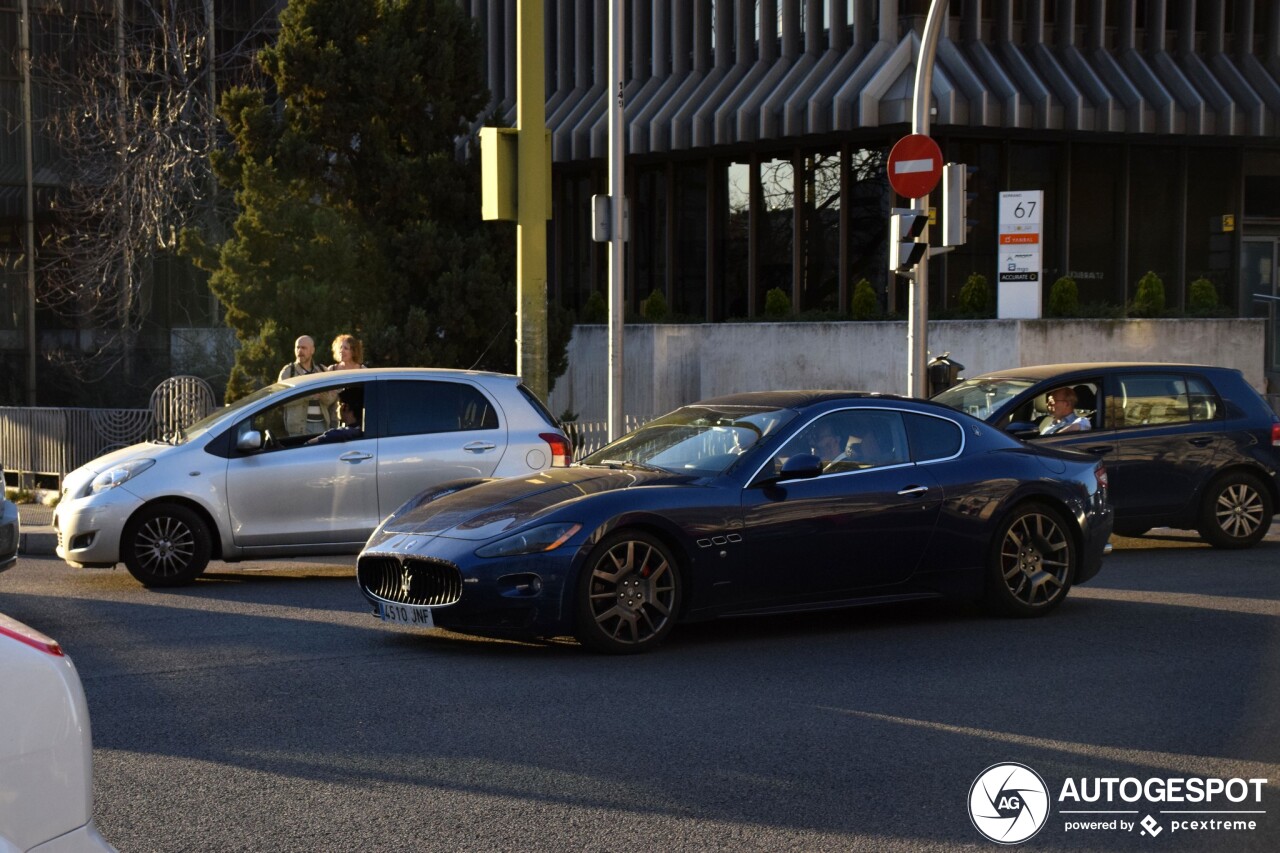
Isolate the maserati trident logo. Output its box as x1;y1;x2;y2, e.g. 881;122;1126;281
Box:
400;568;413;599
968;762;1050;844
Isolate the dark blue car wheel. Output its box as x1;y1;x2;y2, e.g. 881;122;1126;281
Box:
574;531;682;654
986;502;1075;617
1197;471;1272;549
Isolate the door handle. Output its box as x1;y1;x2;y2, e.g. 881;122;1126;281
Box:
1084;445;1114;455
897;485;929;498
339;451;373;462
464;441;497;452
1187;437;1213;447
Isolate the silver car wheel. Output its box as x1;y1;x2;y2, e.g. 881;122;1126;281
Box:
1213;481;1265;539
1199;472;1273;549
123;503;211;587
136;515;196;577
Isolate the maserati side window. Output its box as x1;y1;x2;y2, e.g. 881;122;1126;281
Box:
904;413;963;462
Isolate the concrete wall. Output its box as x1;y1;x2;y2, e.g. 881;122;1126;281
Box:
548;319;1266;422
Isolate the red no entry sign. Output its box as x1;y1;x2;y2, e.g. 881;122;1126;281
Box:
887;134;943;199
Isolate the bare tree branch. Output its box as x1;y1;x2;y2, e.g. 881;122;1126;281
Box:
28;0;270;379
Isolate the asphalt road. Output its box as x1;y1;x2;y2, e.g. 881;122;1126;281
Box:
2;532;1278;853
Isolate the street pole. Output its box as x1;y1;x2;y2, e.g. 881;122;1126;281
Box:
516;0;549;402
907;0;949;398
19;0;36;405
606;0;625;440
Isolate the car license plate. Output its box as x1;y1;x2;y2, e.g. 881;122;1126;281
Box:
378;602;435;627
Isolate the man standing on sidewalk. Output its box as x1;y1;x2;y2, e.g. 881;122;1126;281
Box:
279;335;330;436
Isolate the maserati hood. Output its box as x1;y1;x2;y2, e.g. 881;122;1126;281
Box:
378;465;692;541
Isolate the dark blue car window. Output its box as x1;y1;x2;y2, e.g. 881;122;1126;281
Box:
1187;376;1218;421
382;380;499;437
1112;373;1190;428
904;413;962;461
774;410;909;475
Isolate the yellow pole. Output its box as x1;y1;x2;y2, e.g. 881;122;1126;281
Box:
516;0;549;401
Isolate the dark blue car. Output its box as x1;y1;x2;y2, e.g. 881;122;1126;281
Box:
934;362;1280;548
357;392;1112;654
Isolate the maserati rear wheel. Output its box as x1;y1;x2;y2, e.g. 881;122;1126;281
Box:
986;502;1076;617
574;531;682;654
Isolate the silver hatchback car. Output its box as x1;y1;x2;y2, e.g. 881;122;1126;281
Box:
54;369;570;587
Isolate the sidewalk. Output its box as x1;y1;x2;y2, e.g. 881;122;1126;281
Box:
17;503;56;557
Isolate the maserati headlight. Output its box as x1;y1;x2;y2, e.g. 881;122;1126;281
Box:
475;522;582;558
88;459;156;495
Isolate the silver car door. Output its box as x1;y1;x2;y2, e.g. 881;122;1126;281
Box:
225;382;379;547
374;379;509;518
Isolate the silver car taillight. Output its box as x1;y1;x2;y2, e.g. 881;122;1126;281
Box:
540;432;573;467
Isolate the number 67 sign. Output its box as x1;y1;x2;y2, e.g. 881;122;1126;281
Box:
998;190;1044;318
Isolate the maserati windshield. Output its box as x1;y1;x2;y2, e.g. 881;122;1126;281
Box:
581;405;795;476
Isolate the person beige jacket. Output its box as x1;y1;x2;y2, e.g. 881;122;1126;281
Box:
278;362;333;436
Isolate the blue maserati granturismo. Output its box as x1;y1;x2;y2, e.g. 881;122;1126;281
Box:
356;391;1113;653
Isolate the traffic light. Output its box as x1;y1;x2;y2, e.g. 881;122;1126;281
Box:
889;208;929;274
942;162;977;247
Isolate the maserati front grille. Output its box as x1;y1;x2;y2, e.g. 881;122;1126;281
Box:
358;556;463;607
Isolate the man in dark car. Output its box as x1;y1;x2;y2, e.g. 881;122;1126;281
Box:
1040;386;1092;435
307;387;364;445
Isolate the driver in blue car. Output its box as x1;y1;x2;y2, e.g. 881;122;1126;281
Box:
1041;386;1092;435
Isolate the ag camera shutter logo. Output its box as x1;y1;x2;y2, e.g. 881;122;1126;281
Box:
969;763;1051;844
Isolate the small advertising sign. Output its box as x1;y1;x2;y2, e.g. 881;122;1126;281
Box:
998;191;1044;318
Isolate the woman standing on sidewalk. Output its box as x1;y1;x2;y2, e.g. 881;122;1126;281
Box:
327;335;365;372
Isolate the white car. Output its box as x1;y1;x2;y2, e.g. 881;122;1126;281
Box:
1;466;17;573
54;368;571;587
0;613;115;852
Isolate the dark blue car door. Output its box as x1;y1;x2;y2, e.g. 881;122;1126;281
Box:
735;409;942;607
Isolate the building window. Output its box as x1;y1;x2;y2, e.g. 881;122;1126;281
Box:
1069;143;1123;305
798;150;840;312
672;161;707;318
0;252;22;332
844;145;889;312
633;165;669;310
716;158;751;319
555;171;599;316
1185;147;1240;310
757;155;794;313
1129;145;1181;305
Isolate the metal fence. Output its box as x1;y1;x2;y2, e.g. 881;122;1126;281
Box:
563;416;647;458
2;376;218;487
0;406;155;485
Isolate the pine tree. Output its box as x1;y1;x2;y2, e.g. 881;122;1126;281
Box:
185;0;567;399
